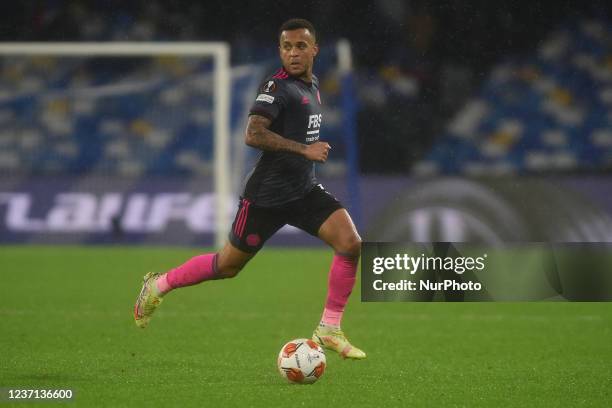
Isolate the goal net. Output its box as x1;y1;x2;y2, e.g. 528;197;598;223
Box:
0;42;233;247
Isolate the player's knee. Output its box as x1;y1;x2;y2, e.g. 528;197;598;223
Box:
216;256;249;279
216;263;244;279
216;243;254;279
336;234;362;258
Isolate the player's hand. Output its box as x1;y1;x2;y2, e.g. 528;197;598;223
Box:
304;141;331;163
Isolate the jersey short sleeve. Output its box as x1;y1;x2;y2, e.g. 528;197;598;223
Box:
248;79;288;121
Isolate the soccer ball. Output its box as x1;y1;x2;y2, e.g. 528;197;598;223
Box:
277;338;326;384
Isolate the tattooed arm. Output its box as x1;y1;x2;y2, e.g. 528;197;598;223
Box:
245;115;330;162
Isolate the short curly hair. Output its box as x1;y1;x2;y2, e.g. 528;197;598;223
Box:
278;18;317;42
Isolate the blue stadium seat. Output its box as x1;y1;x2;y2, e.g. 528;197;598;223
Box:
416;19;611;175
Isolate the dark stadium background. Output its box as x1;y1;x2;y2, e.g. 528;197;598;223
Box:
0;0;610;245
0;0;609;173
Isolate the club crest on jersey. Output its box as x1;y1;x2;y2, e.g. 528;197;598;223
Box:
246;234;261;247
262;80;276;93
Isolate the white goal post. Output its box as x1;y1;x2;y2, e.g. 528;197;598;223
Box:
0;42;232;248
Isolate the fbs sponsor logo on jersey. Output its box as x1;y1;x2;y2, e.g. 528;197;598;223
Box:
262;80;276;93
306;114;322;142
308;114;322;129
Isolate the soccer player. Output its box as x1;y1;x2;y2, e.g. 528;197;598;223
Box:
134;18;366;359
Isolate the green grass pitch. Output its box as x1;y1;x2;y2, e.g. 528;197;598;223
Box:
1;246;611;407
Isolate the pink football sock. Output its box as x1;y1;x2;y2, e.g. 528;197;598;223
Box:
156;253;218;295
320;253;358;327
